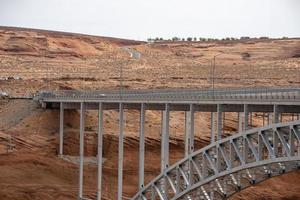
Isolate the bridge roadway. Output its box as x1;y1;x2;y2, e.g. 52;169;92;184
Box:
35;88;300;200
38;87;300;106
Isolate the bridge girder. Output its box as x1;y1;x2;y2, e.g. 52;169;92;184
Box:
47;102;300;113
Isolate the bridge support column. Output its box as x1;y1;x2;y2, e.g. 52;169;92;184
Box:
118;103;124;200
97;103;103;200
139;103;145;189
161;104;170;172
238;112;243;132
185;111;190;155
59;102;64;155
243;104;249;130
273;105;279;124
217;104;223;140
79;102;85;199
185;104;195;156
211;112;215;143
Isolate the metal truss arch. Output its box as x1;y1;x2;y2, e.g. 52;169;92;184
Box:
131;120;300;200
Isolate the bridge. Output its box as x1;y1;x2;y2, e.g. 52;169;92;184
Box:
35;87;300;200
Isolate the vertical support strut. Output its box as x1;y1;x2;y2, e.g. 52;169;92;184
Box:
211;112;215;143
118;103;124;200
161;103;170;172
273;105;279;124
59;102;64;155
139;103;145;189
187;104;195;155
268;113;272;125
238;112;243;132
79;102;85;199
97;103;103;200
190;104;195;154
243;104;249;131
185;111;190;157
161;104;169;199
217;104;223;140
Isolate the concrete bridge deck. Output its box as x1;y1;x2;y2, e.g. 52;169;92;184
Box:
36;88;300;113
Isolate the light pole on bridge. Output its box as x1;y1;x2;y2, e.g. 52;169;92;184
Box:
212;53;223;97
119;63;123;98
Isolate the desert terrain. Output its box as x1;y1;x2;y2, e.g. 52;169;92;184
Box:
0;27;300;200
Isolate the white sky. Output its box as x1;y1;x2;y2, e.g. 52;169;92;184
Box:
0;0;299;40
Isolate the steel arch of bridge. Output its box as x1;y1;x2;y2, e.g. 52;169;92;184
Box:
132;120;300;200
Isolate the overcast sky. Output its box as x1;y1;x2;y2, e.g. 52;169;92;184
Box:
0;0;299;40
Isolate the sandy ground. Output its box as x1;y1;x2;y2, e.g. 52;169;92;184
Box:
0;27;300;199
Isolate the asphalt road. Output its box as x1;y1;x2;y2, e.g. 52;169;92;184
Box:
121;46;141;59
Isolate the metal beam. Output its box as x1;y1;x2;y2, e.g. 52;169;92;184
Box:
118;103;124;200
97;102;104;200
185;104;195;156
59;102;64;155
139;103;145;189
217;104;223;140
244;104;249;130
189;104;195;154
79;102;85;199
274;105;279;124
268;113;272;125
185;111;190;157
211;112;215;143
46;101;300;113
238;112;243;132
161;103;170;172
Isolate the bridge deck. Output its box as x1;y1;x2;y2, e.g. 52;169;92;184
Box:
36;88;300;111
